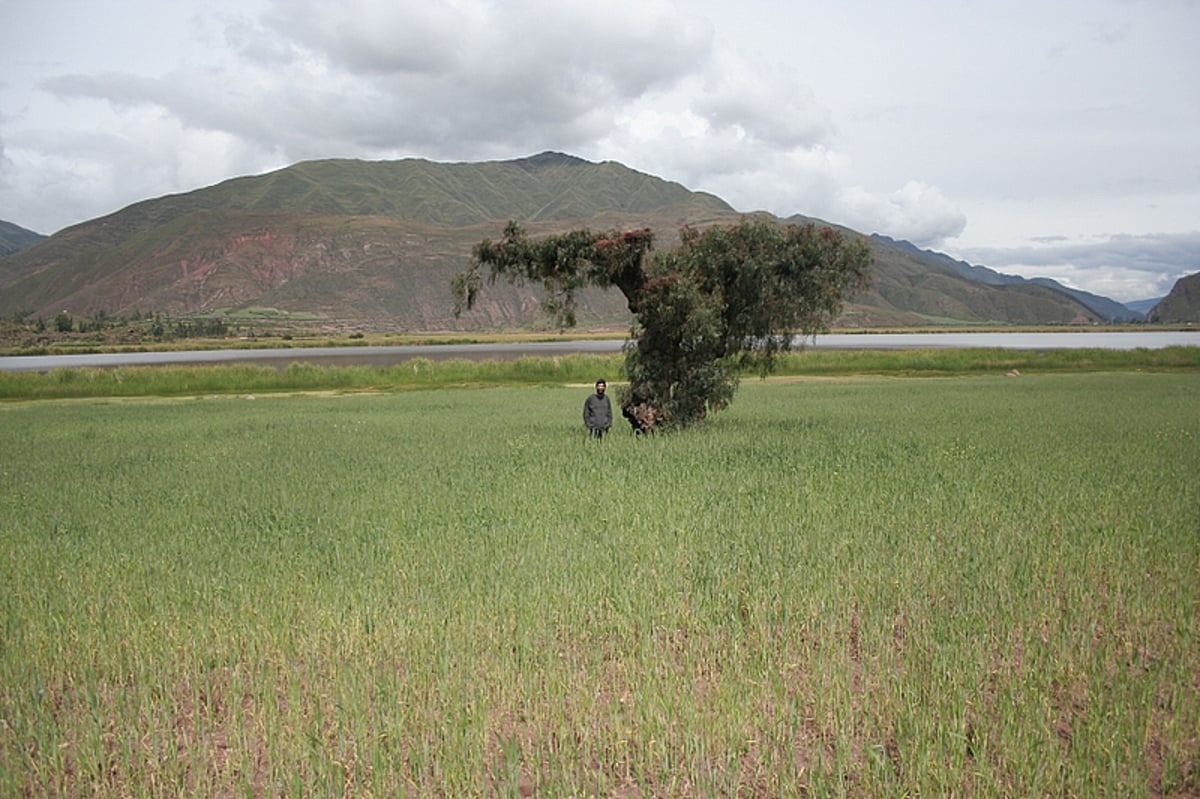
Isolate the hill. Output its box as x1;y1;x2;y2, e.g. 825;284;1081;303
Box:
851;232;1100;327
869;235;1142;321
0;220;46;257
0;153;1106;330
1146;272;1200;323
1124;297;1164;316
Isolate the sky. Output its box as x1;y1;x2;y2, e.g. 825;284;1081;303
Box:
2;0;1197;302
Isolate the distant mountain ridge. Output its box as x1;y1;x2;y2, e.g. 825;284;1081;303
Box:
1124;297;1165;316
0;153;1124;329
0;220;46;257
870;235;1143;321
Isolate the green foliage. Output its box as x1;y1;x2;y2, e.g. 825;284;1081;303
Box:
455;218;872;429
624;220;871;427
456;221;654;327
2;310;239;350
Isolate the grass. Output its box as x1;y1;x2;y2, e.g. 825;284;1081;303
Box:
1;372;1197;796
2;346;1198;402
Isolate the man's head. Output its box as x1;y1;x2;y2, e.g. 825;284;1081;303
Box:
595;379;606;395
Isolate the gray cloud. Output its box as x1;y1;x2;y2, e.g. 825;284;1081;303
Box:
245;0;713;157
39;1;715;165
694;59;833;150
262;1;467;76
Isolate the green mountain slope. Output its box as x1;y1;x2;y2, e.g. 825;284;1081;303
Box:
0;153;1104;329
91;152;734;231
1147;272;1200;323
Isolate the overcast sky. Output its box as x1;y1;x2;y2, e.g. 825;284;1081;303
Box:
2;0;1197;301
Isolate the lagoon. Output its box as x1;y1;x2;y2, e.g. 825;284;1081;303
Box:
1;330;1196;372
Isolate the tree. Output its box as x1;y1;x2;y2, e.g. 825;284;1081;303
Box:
453;217;871;431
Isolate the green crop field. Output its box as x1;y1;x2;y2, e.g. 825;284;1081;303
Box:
1;373;1197;797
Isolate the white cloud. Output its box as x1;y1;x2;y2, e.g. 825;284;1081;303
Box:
693;56;833;151
834;182;967;248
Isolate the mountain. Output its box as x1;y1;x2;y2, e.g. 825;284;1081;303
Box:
0;153;1108;329
869;235;1143;321
0;220;46;257
1146;273;1200;323
0;153;733;329
853;232;1101;326
1124;297;1165;316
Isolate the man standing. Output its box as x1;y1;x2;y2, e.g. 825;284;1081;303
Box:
583;379;612;438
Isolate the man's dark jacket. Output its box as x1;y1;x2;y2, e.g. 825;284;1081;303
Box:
583;392;612;432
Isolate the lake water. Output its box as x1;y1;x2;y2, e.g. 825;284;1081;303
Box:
1;330;1196;372
806;331;1200;350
